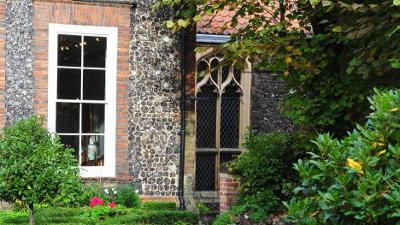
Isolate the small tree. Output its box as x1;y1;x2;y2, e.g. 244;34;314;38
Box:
0;116;82;225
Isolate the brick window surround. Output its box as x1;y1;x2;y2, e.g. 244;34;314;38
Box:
33;0;130;182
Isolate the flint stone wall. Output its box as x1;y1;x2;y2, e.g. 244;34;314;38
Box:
128;1;181;196
5;0;34;125
251;71;295;133
5;0;182;197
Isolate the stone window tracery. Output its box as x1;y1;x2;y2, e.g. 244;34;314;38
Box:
195;50;251;191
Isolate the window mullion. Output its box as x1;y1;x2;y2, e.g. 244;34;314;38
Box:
79;35;84;166
215;64;222;192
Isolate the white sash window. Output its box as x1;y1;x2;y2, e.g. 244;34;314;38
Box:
48;24;117;177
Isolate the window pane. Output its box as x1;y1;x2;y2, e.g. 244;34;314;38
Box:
56;103;80;133
196;85;217;148
82;104;105;133
84;36;106;68
57;69;81;100
83;70;105;100
233;67;241;82
81;135;104;167
210;59;219;84
59;135;79;161
195;153;216;191
58;35;81;67
197;61;208;83
222;66;229;82
221;86;241;148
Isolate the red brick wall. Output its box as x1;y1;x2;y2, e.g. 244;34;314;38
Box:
219;173;240;213
0;1;6;129
33;0;131;182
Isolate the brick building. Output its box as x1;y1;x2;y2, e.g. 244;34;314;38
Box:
0;0;292;209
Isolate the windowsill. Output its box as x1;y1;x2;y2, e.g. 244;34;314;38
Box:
80;166;115;178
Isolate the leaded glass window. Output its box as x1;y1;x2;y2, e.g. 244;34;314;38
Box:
195;52;249;191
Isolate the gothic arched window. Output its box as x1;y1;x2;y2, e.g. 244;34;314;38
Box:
195;51;251;191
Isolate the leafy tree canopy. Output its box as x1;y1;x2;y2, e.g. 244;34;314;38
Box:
0;116;82;225
158;0;400;136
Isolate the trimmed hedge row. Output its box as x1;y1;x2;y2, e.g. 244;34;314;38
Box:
0;206;198;225
141;201;177;211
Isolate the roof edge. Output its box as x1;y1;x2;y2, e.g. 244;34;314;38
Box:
196;34;231;44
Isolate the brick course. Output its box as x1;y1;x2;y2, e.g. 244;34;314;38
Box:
219;173;240;213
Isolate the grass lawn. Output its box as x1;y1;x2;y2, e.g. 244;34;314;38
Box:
0;206;198;225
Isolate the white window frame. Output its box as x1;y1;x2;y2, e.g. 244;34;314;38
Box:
48;23;118;178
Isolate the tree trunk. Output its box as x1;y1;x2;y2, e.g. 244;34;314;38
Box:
28;203;35;225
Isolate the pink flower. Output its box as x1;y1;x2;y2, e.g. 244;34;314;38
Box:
89;196;104;208
108;202;116;208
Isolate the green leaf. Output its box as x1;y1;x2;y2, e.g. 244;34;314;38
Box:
165;20;175;29
394;0;400;6
177;19;190;28
322;0;332;6
193;15;202;22
310;0;321;6
332;26;343;32
390;59;400;68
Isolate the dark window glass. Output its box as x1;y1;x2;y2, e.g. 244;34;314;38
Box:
222;66;230;82
221;86;241;148
56;103;80;133
195;153;216;191
233;67;241;82
196;85;217;148
81;135;104;166
210;59;219;84
58;35;81;66
83;70;105;100
59;135;80;160
197;61;208;83
84;36;107;68
82;104;105;133
57;69;81;99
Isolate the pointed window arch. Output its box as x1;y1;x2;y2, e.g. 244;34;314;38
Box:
195;49;251;191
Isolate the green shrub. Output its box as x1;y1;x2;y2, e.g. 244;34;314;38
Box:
212;212;234;225
286;89;400;225
228;131;308;221
106;210;198;225
80;184;104;206
0;207;199;225
80;184;140;208
115;184;140;208
197;203;211;214
141;201;177;210
0;116;82;225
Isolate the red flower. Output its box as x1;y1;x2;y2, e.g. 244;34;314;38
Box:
89;196;104;208
108;202;116;208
